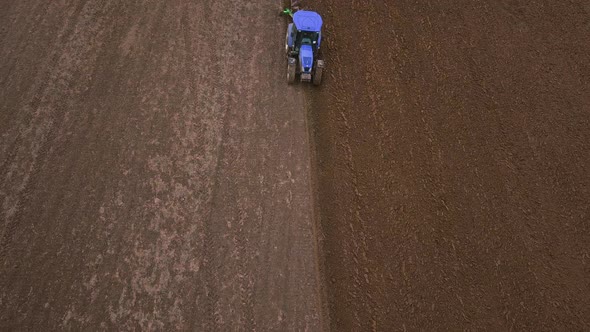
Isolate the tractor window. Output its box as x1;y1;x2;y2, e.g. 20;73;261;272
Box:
300;31;319;43
294;30;320;52
298;31;319;51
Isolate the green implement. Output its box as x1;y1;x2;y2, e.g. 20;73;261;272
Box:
281;8;294;17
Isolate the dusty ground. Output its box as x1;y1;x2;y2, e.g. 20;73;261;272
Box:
0;1;324;330
312;0;590;330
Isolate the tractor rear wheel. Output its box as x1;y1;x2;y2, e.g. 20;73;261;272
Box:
285;29;290;55
313;60;324;86
287;57;296;84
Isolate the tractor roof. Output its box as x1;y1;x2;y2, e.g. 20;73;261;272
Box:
293;10;323;32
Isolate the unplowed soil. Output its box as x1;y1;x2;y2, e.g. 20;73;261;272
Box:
1;1;323;330
311;0;590;330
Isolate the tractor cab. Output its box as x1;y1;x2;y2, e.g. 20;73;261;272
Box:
285;10;324;85
287;11;322;55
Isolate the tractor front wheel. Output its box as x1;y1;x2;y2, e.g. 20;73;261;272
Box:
287;57;296;84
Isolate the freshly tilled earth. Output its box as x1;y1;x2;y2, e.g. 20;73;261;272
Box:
312;0;590;330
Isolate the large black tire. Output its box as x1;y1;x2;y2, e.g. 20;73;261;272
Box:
287;57;296;84
313;60;324;86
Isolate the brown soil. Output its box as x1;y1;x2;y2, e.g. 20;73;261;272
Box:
2;0;590;331
311;0;590;330
0;1;323;330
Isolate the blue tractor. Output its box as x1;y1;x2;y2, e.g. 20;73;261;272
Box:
284;9;324;85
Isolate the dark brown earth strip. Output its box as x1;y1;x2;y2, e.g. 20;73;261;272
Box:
311;0;590;330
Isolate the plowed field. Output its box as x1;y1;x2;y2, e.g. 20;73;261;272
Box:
312;0;590;330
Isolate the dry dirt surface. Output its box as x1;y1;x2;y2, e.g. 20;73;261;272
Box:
312;0;590;330
0;1;325;330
